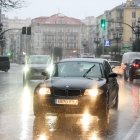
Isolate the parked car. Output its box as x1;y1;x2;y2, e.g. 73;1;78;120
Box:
109;61;123;77
0;56;10;72
124;58;140;82
23;55;51;86
33;58;119;122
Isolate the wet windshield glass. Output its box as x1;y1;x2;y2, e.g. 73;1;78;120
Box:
54;61;102;78
27;55;50;64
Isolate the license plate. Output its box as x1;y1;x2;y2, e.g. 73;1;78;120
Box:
55;99;78;105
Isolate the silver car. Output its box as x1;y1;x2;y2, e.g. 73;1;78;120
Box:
23;55;51;86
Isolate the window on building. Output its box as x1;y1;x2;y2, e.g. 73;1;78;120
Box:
132;21;136;27
132;11;136;18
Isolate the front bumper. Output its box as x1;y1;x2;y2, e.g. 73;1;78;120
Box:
34;94;106;114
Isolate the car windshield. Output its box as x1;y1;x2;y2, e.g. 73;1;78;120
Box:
53;61;102;78
132;59;140;64
27;55;50;64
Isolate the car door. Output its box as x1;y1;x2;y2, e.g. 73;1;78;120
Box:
104;61;118;106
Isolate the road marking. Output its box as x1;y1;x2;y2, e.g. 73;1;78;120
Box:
123;117;140;140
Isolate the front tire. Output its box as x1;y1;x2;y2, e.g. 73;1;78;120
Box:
33;95;46;117
4;67;8;72
112;94;118;110
124;71;128;81
129;72;133;83
98;103;109;121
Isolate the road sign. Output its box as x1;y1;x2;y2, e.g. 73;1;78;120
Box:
104;40;111;47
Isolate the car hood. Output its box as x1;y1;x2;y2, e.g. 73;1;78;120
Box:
47;77;106;89
28;64;48;69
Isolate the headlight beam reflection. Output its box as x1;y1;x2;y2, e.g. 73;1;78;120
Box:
81;110;91;131
20;86;32;140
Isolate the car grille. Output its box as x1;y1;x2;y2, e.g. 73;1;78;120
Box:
53;88;82;97
31;68;44;73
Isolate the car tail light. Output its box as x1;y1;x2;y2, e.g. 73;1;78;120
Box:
133;63;139;68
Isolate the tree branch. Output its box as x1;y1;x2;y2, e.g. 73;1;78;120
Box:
0;0;25;10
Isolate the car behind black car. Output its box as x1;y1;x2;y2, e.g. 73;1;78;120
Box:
124;58;140;82
33;58;119;122
23;54;51;86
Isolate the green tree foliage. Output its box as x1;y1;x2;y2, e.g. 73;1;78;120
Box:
132;39;140;52
108;45;118;53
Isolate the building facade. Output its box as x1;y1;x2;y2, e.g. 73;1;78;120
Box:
29;14;89;58
95;0;140;56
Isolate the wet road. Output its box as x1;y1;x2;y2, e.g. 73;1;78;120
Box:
0;63;140;140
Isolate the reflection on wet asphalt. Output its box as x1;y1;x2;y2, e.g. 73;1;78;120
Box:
33;111;120;140
0;64;140;140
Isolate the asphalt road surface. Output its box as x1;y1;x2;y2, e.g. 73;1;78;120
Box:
0;63;140;140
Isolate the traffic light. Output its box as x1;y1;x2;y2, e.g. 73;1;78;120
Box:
27;27;31;35
22;26;31;35
101;19;106;29
22;27;26;34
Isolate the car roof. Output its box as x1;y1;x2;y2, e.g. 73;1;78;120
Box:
109;61;120;63
59;58;107;63
29;55;50;57
131;58;140;61
132;58;140;60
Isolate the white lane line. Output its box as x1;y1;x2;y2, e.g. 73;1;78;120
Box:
123;117;140;140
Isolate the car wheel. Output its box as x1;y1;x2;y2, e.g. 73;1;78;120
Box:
4;67;8;72
124;72;128;81
97;101;109;123
112;93;118;110
33;95;46;117
129;74;133;83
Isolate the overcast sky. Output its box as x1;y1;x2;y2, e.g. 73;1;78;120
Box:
5;0;127;19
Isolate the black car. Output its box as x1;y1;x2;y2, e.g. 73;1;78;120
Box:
124;58;140;82
33;58;119;121
0;56;10;72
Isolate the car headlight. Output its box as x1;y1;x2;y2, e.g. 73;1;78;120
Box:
84;89;103;97
23;65;30;73
38;87;51;95
46;64;54;76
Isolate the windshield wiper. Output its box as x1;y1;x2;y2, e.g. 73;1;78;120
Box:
83;64;95;78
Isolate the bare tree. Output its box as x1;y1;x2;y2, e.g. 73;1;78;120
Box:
0;0;26;55
0;0;26;10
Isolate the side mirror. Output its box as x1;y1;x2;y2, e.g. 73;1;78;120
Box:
41;71;49;79
108;72;118;78
111;66;115;69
